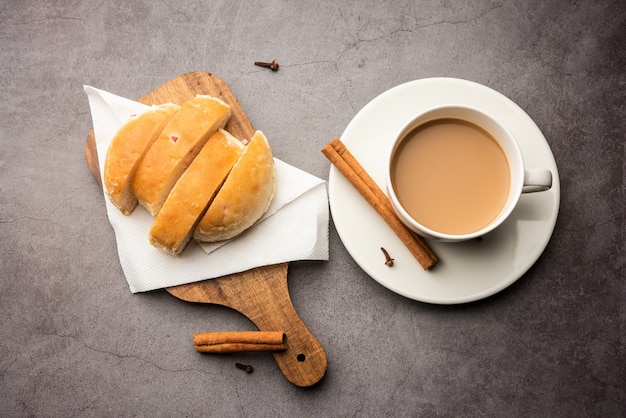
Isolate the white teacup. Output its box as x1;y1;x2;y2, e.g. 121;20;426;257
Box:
386;105;552;242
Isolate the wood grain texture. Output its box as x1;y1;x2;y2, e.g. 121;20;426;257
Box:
85;71;327;387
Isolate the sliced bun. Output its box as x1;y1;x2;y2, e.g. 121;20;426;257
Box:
149;130;244;256
103;103;180;215
194;130;275;242
131;95;231;216
102;95;276;256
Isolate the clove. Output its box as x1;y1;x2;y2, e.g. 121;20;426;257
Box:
235;362;254;373
380;247;394;267
254;60;279;71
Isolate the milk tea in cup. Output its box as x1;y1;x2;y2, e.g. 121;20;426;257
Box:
386;105;552;242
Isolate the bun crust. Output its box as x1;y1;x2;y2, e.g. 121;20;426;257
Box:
149;130;244;256
194;131;275;242
103;103;180;215
131;95;231;216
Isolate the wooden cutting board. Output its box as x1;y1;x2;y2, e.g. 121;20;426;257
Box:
85;71;327;387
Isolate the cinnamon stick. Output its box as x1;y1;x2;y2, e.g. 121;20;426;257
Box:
193;331;286;353
321;138;438;270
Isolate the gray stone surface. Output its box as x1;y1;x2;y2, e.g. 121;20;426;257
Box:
1;1;624;416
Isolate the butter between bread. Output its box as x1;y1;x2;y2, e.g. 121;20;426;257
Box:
103;95;276;256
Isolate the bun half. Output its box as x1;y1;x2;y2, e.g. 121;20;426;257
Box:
103;103;180;215
194;131;276;242
131;95;231;216
149;129;244;256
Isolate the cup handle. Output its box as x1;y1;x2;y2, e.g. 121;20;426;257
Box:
523;169;552;193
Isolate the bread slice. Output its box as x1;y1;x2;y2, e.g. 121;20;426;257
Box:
194;130;276;242
131;95;231;215
149;129;245;256
103;103;180;215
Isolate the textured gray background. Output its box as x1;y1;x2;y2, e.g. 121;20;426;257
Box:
1;1;624;416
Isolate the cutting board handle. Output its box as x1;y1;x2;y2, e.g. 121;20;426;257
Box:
167;263;327;387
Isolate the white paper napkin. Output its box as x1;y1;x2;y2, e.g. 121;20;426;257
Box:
84;86;329;293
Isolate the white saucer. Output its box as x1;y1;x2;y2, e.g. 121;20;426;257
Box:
328;78;560;304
